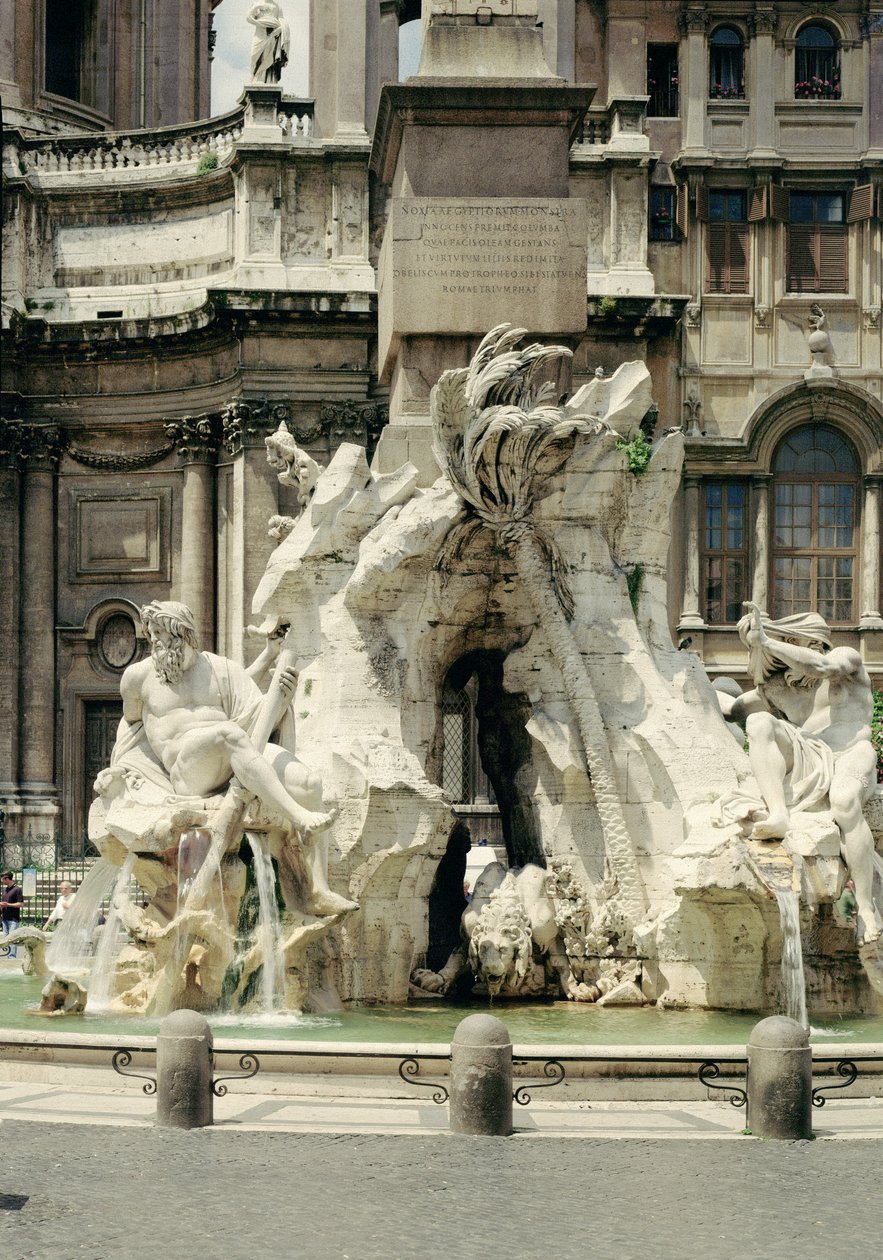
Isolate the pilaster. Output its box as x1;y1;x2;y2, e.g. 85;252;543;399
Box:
860;474;883;627
679;475;707;631
163;415;221;652
17;424;63;824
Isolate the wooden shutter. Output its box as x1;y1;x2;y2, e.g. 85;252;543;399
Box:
676;183;689;238
747;185;767;222
695;184;709;222
729;224;749;293
788;224;848;292
817;225;848;292
706;223;749;294
707;222;727;291
847;183;875;222
788;224;817;292
769;184;790;222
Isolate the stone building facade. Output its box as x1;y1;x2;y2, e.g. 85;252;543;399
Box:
1;0;881;844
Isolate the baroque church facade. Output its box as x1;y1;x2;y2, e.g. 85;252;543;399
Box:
1;0;881;844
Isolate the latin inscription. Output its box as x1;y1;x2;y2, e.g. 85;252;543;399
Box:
393;200;586;299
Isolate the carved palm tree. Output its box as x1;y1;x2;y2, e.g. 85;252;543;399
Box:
432;325;646;927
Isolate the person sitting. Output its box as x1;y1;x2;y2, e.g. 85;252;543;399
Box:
43;881;76;932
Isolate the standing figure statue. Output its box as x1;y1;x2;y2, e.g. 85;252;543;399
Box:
247;2;290;84
717;603;880;945
116;601;356;916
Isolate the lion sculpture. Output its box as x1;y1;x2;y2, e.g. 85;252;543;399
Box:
411;862;600;1001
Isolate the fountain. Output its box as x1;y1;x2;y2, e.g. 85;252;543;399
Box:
3;322;873;1039
1;7;881;1083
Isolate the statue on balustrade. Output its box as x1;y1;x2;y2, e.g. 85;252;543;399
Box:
247;2;290;84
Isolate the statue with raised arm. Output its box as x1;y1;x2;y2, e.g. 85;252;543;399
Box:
247;2;290;84
116;601;355;917
717;603;880;944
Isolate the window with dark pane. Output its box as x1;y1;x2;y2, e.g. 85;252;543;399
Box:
703;481;749;624
439;680;495;807
647;44;679;117
45;0;87;101
795;24;840;99
650;187;676;241
705;190;749;293
709;27;745;99
787;191;847;293
772;425;858;623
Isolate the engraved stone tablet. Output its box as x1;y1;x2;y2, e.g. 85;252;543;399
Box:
379;197;587;369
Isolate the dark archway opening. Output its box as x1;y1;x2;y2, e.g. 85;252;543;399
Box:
442;649;543;870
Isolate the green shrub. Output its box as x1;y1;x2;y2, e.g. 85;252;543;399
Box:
196;152;219;176
873;689;883;783
616;431;653;476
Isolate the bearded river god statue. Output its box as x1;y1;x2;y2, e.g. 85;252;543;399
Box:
88;599;357;1016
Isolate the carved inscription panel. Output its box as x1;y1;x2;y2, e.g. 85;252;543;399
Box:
382;197;588;353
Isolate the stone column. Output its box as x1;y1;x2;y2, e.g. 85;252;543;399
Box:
605;16;645;97
18;427;62;813
220;402;283;666
679;475;706;630
337;0;369;137
163;416;219;651
867;8;883;155
748;9;778;159
860;474;883;627
680;7;709;154
0;430;22;794
750;474;772;612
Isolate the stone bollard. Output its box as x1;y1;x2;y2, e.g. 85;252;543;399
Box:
156;1009;214;1130
449;1013;512;1136
746;1015;812;1140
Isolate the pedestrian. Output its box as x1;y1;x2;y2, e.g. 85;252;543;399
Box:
43;881;76;931
1;871;24;957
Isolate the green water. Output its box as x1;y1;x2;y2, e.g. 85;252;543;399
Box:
2;973;881;1044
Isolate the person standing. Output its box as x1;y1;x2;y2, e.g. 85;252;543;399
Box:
43;881;75;931
1;871;23;957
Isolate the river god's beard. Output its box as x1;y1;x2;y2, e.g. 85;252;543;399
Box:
151;639;186;686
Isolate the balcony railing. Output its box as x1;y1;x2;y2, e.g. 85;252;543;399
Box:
3;99;314;180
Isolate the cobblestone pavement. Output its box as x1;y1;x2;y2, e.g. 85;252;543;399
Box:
0;1121;880;1260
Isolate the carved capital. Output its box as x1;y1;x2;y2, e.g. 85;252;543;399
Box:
684;302;701;329
863;305;882;330
162;414;221;463
0;422;64;471
221;399;290;456
679;5;709;35
317;401;388;453
754;304;771;330
750;9;778;37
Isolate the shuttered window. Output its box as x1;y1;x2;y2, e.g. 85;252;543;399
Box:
704;190;749;293
787;192;847;293
703;482;749;624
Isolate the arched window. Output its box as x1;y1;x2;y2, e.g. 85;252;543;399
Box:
709;27;744;99
795;24;841;99
772;425;858;623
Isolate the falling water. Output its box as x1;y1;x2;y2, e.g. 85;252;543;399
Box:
774;888;808;1027
44;858;118;975
248;834;284;1013
87;853;136;1010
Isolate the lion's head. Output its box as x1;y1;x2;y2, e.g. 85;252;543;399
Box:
467;880;533;996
